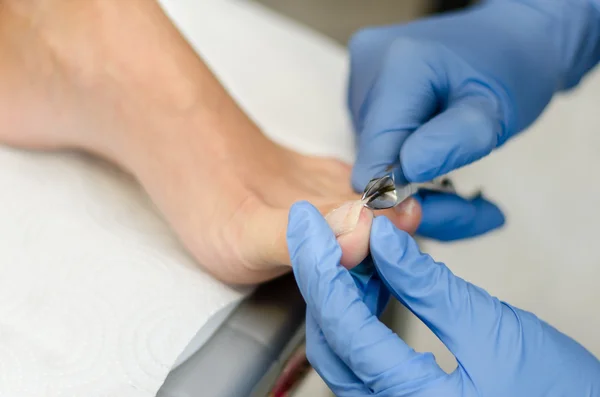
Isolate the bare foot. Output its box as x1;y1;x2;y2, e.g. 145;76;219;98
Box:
0;0;421;284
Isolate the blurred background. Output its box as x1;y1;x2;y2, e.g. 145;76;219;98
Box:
246;1;475;395
252;0;474;45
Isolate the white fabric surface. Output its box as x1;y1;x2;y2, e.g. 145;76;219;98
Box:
0;1;354;396
0;149;248;396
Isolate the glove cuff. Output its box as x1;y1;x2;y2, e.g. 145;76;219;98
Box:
518;0;600;90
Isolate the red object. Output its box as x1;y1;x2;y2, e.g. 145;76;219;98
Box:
270;346;311;397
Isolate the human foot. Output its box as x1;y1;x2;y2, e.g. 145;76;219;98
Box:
0;0;421;284
126;125;422;283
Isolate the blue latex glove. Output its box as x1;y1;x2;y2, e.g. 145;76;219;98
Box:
349;0;600;240
287;201;600;396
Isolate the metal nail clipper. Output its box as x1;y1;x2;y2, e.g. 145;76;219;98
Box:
361;164;458;210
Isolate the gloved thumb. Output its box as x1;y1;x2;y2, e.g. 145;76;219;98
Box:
399;93;502;183
351;39;504;186
351;39;441;190
288;202;446;394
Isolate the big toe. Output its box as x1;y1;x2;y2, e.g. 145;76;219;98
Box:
324;201;373;269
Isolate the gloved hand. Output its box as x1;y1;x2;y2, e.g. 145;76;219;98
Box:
349;0;600;240
287;201;600;396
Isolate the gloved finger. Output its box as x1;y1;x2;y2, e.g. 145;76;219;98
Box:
349;257;390;317
351;38;442;191
415;192;505;241
305;261;390;395
305;311;370;396
370;216;509;371
400;93;503;183
287;201;445;392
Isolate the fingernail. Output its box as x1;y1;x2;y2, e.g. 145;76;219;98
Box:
325;200;364;237
394;197;417;216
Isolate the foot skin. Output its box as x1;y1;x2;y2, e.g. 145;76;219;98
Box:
0;0;421;284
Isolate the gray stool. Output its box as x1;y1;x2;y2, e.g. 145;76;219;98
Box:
158;275;306;397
